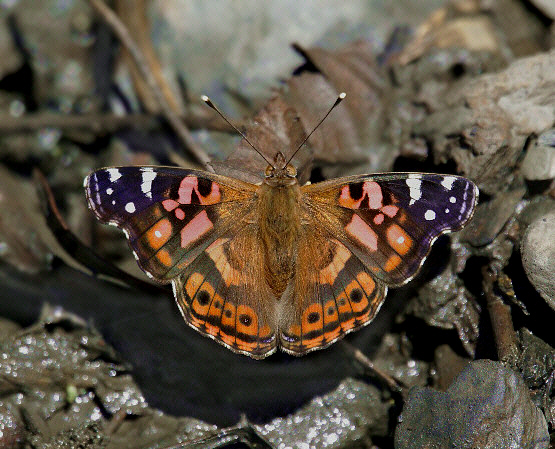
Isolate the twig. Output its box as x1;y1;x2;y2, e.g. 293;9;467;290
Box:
33;169;166;295
157;417;273;449
104;409;128;435
341;341;407;398
0;112;154;134
0;111;236;134
482;266;519;364
87;0;213;170
116;0;183;115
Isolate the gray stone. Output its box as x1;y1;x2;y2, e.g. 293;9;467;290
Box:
395;360;550;449
521;129;555;180
530;0;555;19
257;378;390;448
521;211;555;308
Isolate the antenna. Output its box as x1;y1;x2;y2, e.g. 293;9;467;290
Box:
284;92;346;168
201;95;275;167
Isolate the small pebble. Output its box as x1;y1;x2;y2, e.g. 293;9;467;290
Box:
521;211;555;308
521;129;555;180
0;404;24;449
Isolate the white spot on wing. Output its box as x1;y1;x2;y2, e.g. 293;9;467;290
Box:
125;202;136;213
450;196;456;203
107;168;122;182
425;209;436;221
445;208;450;214
397;236;405;244
441;176;456;190
406;178;422;206
154;230;162;238
106;188;113;195
141;170;156;199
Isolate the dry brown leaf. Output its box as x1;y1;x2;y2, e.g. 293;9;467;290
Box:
214;40;393;182
211;96;311;183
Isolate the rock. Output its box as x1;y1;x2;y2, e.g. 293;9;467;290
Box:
530;0;555;20
415;49;555;194
517;329;555;427
521;212;555;308
460;187;525;246
0;403;24;449
395;359;550;449
405;267;481;356
521;129;555;181
257;378;390;448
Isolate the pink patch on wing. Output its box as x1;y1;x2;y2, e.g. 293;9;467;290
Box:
381;205;399;217
345;215;378;251
177;176;221;205
339;182;383;209
175;208;185;220
180;210;213;248
374;213;385;225
162;199;179;211
178;176;198;204
339;186;358;207
363;182;383;209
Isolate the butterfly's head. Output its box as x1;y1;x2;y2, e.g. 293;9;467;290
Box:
264;151;297;185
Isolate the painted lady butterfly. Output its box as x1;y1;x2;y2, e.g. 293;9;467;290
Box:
84;98;478;360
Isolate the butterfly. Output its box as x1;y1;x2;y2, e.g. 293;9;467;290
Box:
84;97;478;360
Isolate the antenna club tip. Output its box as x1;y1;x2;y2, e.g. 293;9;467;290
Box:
339;92;346;99
201;95;209;102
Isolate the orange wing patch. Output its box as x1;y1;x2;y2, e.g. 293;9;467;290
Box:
322;299;341;341
156;249;173;267
146;218;172;250
386;224;412;256
319;243;351;284
206;238;242;287
384;254;402;272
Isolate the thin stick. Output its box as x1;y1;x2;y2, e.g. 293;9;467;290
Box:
0;112;155;134
285;92;346;167
202;95;275;167
0;111;236;134
482;266;519;363
342;341;407;398
87;0;213;171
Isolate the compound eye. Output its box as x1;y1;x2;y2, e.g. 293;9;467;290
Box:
285;164;297;177
265;165;273;177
